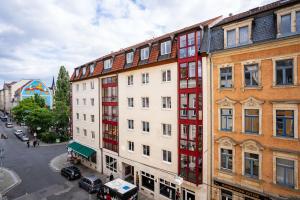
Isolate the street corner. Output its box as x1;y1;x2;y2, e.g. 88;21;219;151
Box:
49;153;68;172
0;167;21;195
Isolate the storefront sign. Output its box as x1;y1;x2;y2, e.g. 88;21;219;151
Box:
214;180;271;200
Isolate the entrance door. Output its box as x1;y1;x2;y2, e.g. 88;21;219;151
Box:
182;188;195;200
123;163;134;184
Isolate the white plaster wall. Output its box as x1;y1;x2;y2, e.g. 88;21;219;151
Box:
118;62;178;174
72;78;101;170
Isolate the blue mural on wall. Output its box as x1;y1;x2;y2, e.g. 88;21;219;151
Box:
21;80;53;108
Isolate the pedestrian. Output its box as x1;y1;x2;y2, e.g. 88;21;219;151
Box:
106;192;111;200
37;139;39;146
176;188;180;200
109;173;114;181
33;140;36;147
27;140;30;148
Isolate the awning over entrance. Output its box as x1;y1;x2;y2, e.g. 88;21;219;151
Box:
68;142;96;159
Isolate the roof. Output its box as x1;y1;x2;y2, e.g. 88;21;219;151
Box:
215;0;299;27
70;16;221;82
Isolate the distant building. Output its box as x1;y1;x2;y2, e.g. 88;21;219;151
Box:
0;79;53;115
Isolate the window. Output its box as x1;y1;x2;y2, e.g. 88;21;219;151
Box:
105;155;117;172
82;67;86;76
83;129;87;136
142;121;150;132
245;109;259;134
126;52;134;64
281;14;292;35
76;98;79;105
76;84;79;91
239;26;249;45
82;83;86;90
90;63;95;74
83;98;86;105
179;32;196;58
159;179;176;200
227;29;236;47
297;11;300;32
276;158;295;188
75;69;79;77
244;153;259;179
162;70;171;82
104;59;112;70
141;171;154;191
128;141;134;151
244;64;259;87
140;47;149;60
91;131;95;139
83;114;86;121
220;109;232;131
128;75;133;85
141;97;149;108
91;98;94;106
90;81;94;89
162;150;171;163
128;98;134;107
161;40;171;55
76;127;80;134
76;113;79;120
162;124;171;136
221;148;232;171
143;145;150;156
276;110;294;138
142;73;149;84
220;67;232;88
91;115;95;122
128;119;134;129
275;59;293;85
162;97;171;109
221;190;232;200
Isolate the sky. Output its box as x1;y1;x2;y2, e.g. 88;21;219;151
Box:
0;0;274;88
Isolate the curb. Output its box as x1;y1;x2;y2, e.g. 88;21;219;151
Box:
0;167;22;195
49;153;68;172
39;142;68;147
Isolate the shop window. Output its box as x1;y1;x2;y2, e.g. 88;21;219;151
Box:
105;155;117;172
221;189;233;200
159;179;176;200
141;171;154;191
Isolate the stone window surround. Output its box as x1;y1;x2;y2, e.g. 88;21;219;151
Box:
272;103;298;139
223;18;253;48
217;137;237;173
216;97;237;132
272;55;298;87
276;4;300;37
240;60;262;89
241;140;263;180
218;63;235;90
240;97;264;135
272;151;298;189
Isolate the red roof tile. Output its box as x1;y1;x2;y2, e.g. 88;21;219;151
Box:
112;54;125;72
148;43;159;63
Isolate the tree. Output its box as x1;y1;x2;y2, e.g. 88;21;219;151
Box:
52;101;69;134
55;66;70;106
26;107;53;133
34;93;46;108
12;97;39;123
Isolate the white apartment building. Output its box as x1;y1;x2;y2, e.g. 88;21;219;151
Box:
118;62;178;199
71;65;102;171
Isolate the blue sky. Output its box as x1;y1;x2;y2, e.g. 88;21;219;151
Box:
0;0;273;87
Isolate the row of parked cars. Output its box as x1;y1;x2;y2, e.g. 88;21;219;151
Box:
14;130;29;142
60;166;103;194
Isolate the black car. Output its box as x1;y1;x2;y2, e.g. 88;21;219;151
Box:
78;175;102;193
60;166;81;180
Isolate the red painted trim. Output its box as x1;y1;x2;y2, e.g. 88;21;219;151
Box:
102;120;118;126
102;83;117;88
103;138;118;145
102;102;118;106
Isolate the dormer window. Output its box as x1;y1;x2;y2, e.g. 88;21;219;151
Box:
223;19;252;48
276;4;300;37
126;52;134;64
104;59;112;70
75;69;79;77
160;40;171;55
89;63;95;74
140;47;149;60
82;67;86;76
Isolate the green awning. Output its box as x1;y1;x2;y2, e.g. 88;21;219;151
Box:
68;142;96;159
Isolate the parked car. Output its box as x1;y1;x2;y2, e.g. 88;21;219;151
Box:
14;130;23;136
18;133;29;142
20;122;26;126
5;122;13;128
60;166;81;180
78;175;102;193
0;116;7;122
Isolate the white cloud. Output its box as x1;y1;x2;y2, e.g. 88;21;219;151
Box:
0;0;274;87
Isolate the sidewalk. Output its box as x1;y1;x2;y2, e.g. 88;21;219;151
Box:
0;167;21;195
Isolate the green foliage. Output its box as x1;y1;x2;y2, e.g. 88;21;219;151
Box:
55;66;70;106
34;93;46;108
40;132;57;143
52;100;69;134
12;97;39;124
25;107;53;133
